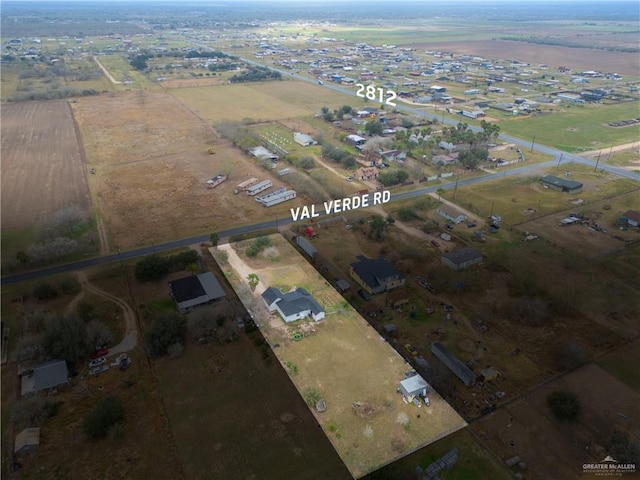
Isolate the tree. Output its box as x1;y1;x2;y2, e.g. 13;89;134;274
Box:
547;390;581;422
33;281;58;300
209;232;219;247
185;262;199;275
83;396;125;439
368;215;388;242
135;255;168;282
458;147;488;170
609;431;640;465
555;340;589;370
146;313;187;357
129;55;148;71
43;314;90;364
86;320;113;349
364;119;383;136
299;156;315;170
16;250;29;265
247;273;260;291
436;188;445;200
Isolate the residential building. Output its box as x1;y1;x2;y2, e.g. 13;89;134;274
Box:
293;132;317;146
354;166;379;181
169;272;226;314
21;359;69;396
437;205;467;224
350;255;406;294
540;175;583;193
262;287;325;323
623;210;640;227
441;247;483;271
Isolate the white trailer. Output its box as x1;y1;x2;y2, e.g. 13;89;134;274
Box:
246;179;273;196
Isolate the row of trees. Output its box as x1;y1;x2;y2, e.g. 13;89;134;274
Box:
230;66;281;83
321;142;356;169
13;204;97;268
134;250;200;282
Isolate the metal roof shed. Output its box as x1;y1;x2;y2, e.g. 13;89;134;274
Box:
399;374;429;397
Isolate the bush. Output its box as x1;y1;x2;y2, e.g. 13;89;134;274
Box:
33;281;58;300
547;390;581;422
145;313;187;357
43;314;89;364
555;340;589;370
58;276;80;295
83;396;125;439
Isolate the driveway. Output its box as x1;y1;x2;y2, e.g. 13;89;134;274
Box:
74;271;138;356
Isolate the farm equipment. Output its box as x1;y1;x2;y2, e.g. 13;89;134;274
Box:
305;226;319;238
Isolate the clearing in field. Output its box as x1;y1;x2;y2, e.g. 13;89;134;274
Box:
215;234;467;478
1;100;91;229
169;80;355;124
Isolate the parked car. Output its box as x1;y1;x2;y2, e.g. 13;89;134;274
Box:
90;347;109;360
89;357;106;368
345;176;354;182
430;240;440;247
357;289;371;301
89;365;109;377
404;344;419;356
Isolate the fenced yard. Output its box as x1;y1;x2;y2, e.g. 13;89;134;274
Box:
216;233;467;478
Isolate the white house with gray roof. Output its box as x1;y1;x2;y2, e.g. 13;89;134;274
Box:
262;287;325;323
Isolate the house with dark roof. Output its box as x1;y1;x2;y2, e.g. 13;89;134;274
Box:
169;272;226;314
431;342;477;386
540;175;583;193
262;287;325;323
350;255;406;294
623;210;640;227
21;359;68;396
441;247;483;271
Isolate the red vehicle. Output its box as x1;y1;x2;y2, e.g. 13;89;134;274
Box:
90;347;109;360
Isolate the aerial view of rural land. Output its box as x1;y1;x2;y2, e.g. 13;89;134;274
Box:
1;0;639;479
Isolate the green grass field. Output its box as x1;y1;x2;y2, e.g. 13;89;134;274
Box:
497;101;640;152
445;164;639;225
96;54;153;88
170;80;357;124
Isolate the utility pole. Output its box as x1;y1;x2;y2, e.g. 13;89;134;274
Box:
594;151;601;172
557;153;564;167
453;173;459;199
530;133;536;152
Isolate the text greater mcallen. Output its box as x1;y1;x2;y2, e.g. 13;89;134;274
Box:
290;190;391;221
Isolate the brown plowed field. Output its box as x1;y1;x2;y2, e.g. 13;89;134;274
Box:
1;100;91;229
407;40;639;76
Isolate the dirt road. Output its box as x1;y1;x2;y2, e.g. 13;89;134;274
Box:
73;271;138;355
582;142;639;157
93;56;122;84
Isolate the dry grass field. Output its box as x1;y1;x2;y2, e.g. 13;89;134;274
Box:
1;100;91;229
155;334;352;480
411;40;640;76
217;234;467;478
473;362;640;480
72;90;298;249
